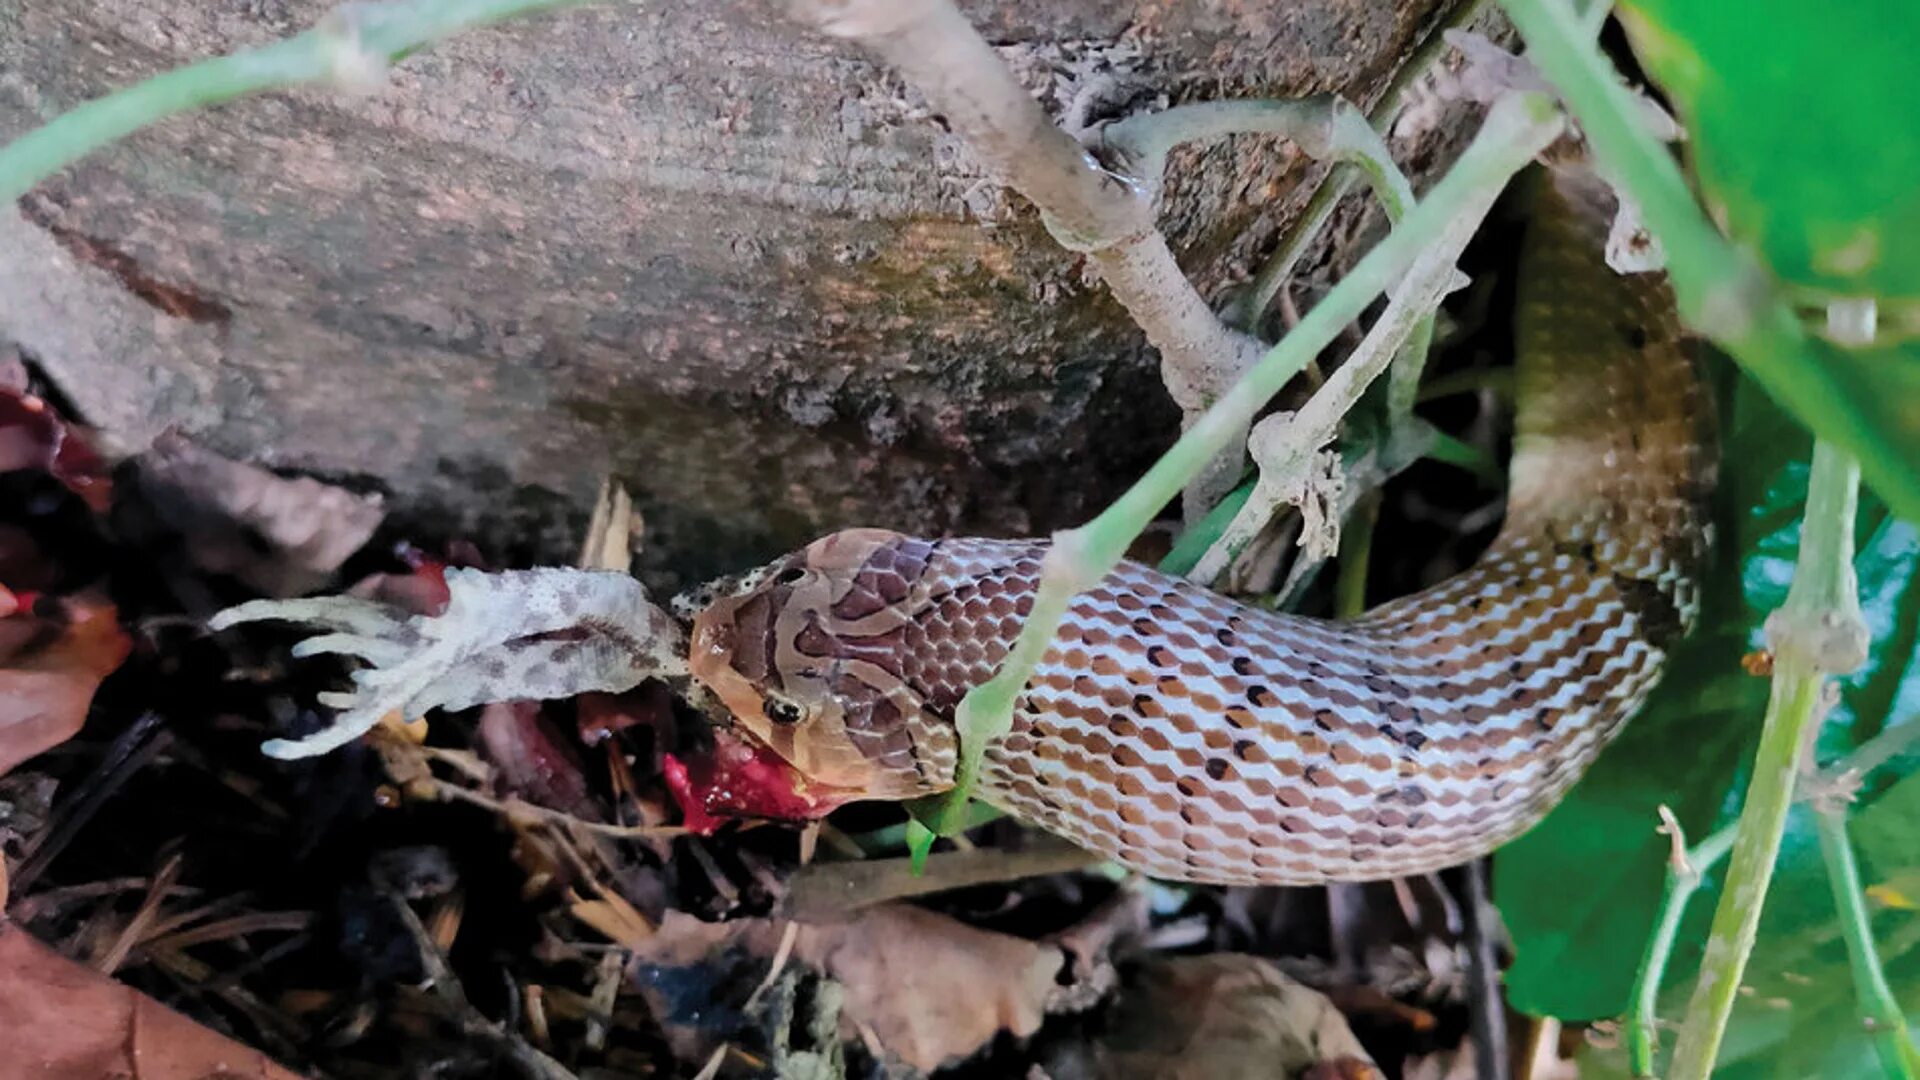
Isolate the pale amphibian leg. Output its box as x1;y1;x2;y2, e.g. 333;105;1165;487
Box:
210;567;687;759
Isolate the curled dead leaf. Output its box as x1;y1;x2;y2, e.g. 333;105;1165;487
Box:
633;903;1079;1074
0;593;131;776
0;385;112;512
0;922;308;1079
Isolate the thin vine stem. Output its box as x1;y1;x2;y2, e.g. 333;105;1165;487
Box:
906;92;1564;845
0;0;598;202
1625;812;1736;1078
1187;222;1468;587
1815;806;1920;1078
1095;94;1421;520
1821;715;1920;789
1333;490;1381;619
1104;97;1413;221
1667;441;1868;1079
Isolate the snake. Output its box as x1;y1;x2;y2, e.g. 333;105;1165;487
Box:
684;165;1716;886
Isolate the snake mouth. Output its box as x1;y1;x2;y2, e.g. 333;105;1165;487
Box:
662;727;860;834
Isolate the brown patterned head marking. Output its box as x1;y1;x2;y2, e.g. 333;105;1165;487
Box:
688;528;955;799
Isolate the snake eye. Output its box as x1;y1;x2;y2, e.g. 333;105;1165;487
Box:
765;696;806;726
774;567;806;586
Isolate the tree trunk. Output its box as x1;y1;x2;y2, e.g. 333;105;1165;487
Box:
0;0;1486;587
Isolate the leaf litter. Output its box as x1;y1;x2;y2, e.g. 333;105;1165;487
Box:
0;359;1513;1078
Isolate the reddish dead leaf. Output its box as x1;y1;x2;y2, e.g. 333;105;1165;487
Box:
345;546;457;616
576;682;676;747
0;385;111;512
133;431;384;597
476;701;596;819
0;594;131;776
0;922;307;1079
634;904;1068;1073
662;728;852;835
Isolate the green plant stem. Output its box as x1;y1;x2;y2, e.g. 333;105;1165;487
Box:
910;91;1563;840
0;0;593;201
1822;714;1920;787
1423;428;1503;485
1333;490;1381;618
1500;0;1920;527
1099;95;1425;525
1416;366;1517;404
1625;817;1736;1078
1104;97;1412;219
1815;807;1920;1078
1159;477;1256;577
1668;442;1867;1080
1187;187;1478;587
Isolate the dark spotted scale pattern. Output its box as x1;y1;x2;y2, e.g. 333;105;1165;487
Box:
688;166;1716;885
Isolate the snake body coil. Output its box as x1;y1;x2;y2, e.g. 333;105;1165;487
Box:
689;167;1716;885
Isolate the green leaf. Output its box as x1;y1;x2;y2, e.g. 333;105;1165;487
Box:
1620;0;1920;300
1614;1;1920;530
1856;772;1920;886
1498;364;1920;1036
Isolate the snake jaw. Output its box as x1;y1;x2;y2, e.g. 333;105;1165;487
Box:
661;727;858;834
683;529;961;803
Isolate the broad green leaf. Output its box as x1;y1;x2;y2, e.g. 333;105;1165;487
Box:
1499;366;1920;1042
1856;770;1920;884
1620;0;1920;301
1616;1;1920;531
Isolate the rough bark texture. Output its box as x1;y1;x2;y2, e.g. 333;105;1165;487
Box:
0;0;1484;588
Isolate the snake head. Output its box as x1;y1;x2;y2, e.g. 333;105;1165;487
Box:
684;528;959;805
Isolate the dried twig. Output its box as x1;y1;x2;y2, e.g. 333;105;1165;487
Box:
384;890;583;1080
781;834;1101;922
1189;209;1479;585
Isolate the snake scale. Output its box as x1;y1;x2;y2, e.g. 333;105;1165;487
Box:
688;166;1716;886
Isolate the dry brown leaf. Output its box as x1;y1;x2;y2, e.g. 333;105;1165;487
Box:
133;431;384;596
0;594;131;777
0;922;308;1079
1084;954;1381;1080
635;903;1070;1073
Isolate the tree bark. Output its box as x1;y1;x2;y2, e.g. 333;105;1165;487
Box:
0;0;1487;587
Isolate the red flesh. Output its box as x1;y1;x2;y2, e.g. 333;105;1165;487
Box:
661;729;851;834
